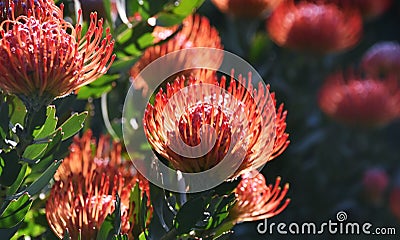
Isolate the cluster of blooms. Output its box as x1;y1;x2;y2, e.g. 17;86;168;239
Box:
0;0;115;109
40;4;292;238
318;42;400;128
46;131;151;239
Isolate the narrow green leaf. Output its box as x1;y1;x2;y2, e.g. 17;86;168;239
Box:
58;112;87;141
0;101;10;140
97;215;114;240
156;13;185;27
22;143;48;161
0;194;32;228
33;106;58;139
8;160;62;200
172;0;205;16
0;150;22;187
8;96;26;126
24;160;61;197
6;164;29;196
77;84;114;100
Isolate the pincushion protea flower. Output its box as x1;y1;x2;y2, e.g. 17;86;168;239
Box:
327;0;393;19
0;0;63;23
0;12;114;109
318;70;400;127
211;0;283;18
130;14;222;96
46;131;151;239
229;170;290;223
266;0;362;54
143;70;289;179
361;41;400;77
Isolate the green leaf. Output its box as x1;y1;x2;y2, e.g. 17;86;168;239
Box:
8;96;26;126
58;112;87;141
0;100;10;141
6;164;29;196
97;215;114;240
0;150;22;187
172;0;204;16
77;74;120;99
22;142;48;162
174;196;205;234
8;160;62;200
77;84;114;100
156;13;185;27
33;106;58;139
0;194;32;228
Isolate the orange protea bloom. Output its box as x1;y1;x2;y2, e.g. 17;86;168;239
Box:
0;12;114;109
327;0;393;19
318;70;400;127
46;131;151;239
266;0;362;54
0;0;63;23
229;170;290;223
211;0;283;18
143;70;289;178
361;41;400;77
130;14;222;96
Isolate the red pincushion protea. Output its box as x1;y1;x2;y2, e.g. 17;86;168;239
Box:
143;70;289;178
229;170;290;223
211;0;283;18
327;0;393;19
0;0;63;23
0;12;114;109
46;131;151;239
318;71;400;127
130;14;222;96
266;0;362;54
361;41;400;77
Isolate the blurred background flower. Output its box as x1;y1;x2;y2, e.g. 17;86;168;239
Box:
317;70;400;127
266;0;363;54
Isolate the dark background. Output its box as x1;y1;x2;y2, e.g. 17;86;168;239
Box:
195;1;400;239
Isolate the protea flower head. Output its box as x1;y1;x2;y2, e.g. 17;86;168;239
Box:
211;0;283;18
327;0;393;19
0;0;63;23
46;131;151;239
361;41;400;77
130;14;222;96
0;11;115;110
143;70;289;179
318;70;400;127
266;0;363;54
229;170;290;223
